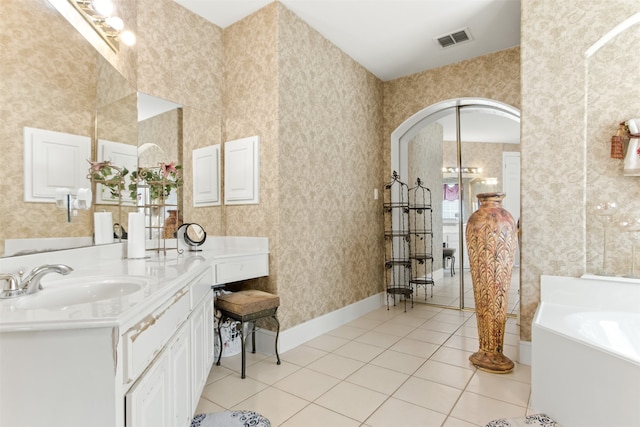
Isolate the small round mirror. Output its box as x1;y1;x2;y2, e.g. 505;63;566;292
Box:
183;223;206;248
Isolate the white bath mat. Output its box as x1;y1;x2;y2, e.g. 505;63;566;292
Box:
485;413;562;427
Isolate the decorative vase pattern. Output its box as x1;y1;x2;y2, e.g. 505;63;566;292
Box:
465;192;518;373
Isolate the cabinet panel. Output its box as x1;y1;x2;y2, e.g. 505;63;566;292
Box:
125;348;171;427
215;254;268;284
170;324;191;427
23;127;91;202
190;294;214;411
192;145;221;207
224;135;259;205
123;287;190;384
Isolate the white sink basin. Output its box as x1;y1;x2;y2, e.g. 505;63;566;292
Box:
15;276;150;309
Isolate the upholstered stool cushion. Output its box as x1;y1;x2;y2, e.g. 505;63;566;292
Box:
191;410;270;427
216;290;280;316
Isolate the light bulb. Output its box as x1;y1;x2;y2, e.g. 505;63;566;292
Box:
120;30;136;46
105;16;124;31
91;0;113;16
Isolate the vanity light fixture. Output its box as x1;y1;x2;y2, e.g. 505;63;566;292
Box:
442;166;483;174
67;0;136;51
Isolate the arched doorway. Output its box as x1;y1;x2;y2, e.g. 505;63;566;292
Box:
390;98;521;310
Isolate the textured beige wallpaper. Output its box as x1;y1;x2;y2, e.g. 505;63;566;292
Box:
137;0;224;236
222;2;281;301
520;0;639;340
277;5;384;329
409;124;444;271
223;3;384;329
138;110;181;168
0;0;98;254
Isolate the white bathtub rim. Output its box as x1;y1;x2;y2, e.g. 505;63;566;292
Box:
534;302;640;367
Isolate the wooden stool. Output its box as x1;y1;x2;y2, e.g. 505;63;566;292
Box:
215;290;281;379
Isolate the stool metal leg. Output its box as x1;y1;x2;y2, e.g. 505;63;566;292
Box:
272;314;281;365
240;320;247;379
251;321;256;354
215;316;224;366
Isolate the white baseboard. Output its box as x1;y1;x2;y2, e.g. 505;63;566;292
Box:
254;292;385;354
519;340;531;365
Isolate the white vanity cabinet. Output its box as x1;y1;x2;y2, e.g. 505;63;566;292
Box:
0;237;269;427
125;321;192;427
0;268;215;427
125;268;215;427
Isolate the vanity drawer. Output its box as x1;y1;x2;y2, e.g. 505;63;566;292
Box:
123;286;190;384
190;268;213;309
215;254;268;284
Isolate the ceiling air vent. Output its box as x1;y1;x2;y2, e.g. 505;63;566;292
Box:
435;28;473;48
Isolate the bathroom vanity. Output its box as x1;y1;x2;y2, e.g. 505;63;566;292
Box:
0;237;269;427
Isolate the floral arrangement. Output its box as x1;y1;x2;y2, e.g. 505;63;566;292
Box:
87;160;128;200
128;162;183;202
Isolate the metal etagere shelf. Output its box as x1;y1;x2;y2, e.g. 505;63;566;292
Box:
138;180;180;256
133;163;183;256
383;171;413;311
408;178;434;299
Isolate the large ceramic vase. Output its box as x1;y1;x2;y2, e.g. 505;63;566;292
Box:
466;192;518;373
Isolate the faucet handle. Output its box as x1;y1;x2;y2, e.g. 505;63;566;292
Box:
0;273;24;299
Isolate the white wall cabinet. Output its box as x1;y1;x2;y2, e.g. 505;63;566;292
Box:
192;145;221;207
23;127;91;202
224;135;259;205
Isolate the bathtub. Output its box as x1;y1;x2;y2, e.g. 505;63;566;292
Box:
531;275;640;427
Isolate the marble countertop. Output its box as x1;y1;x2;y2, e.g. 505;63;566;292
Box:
0;237;268;332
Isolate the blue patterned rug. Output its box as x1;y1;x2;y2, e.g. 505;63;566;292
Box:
191;410;270;427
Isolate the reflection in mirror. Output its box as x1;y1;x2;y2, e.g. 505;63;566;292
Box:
1;0;109;257
585;13;640;276
400;102;520;310
136;93;183;239
94;64;137;237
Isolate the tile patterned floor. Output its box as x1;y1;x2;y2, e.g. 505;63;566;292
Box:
196;284;533;427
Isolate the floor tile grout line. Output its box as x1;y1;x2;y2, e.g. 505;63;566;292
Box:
201;298;529;426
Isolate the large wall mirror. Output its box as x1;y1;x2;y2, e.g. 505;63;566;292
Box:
392;99;520;311
1;0;183;257
585;12;640;277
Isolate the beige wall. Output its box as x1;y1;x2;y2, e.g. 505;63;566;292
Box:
137;0;224;236
223;3;384;329
520;0;640;340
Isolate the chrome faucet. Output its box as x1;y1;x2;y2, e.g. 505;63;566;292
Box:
21;264;74;295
